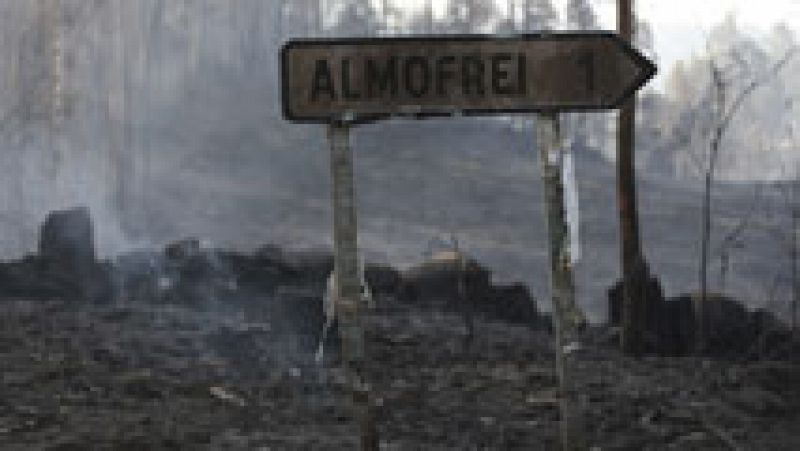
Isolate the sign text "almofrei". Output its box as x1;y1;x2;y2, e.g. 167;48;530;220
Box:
281;34;656;123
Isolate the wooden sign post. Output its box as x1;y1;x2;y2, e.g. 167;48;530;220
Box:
282;32;655;450
328;120;377;450
329;121;364;366
537;113;587;450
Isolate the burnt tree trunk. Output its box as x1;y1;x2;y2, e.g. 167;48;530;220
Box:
617;0;650;356
792;196;798;345
698;169;713;354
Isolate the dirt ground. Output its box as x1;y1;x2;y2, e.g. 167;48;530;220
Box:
1;297;798;450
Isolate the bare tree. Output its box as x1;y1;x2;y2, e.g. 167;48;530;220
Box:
763;100;800;345
423;0;434;34
779;98;799;347
522;0;557;31
406;0;436;34
330;0;380;37
772;162;799;345
447;0;497;34
566;0;596;31
792;177;799;346
716;183;762;292
495;0;517;34
690;46;796;352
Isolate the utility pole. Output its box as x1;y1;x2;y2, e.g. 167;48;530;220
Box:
617;0;648;355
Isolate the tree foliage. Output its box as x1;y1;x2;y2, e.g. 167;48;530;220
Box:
566;0;596;31
446;0;498;33
330;0;380;36
522;0;558;31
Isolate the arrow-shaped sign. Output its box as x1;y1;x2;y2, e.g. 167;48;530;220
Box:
281;33;656;123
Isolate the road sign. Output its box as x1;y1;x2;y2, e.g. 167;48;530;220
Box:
281;33;656;123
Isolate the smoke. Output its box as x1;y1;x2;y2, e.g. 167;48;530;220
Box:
0;1;287;258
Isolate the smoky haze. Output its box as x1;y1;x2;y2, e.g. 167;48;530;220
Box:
0;0;797;321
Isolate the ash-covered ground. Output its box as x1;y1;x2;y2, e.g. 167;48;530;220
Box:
1;242;798;449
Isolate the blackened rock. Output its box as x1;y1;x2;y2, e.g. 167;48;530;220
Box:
607;272;665;329
34;207;110;302
277;249;333;287
486;283;543;328
397;253;489;343
160;238;235;305
749;308;783;340
397;253;545;329
39;206;96;266
165;237;202;261
608;280;623;327
657;293;791;358
111;250;165;303
666;293;748;357
227;249;285;292
702;293;754;355
0;255;82;300
249;246;333;290
747;310;796;360
364;264;402;298
398;252;490;308
607;270;666;352
657;296;694;356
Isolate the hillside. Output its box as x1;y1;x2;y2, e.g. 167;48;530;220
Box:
138;117;790;322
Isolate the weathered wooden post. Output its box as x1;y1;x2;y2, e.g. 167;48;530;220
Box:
329;120;363;367
537;113;586;450
617;0;648;356
328;120;377;450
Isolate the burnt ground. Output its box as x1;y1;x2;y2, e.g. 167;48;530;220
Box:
1;296;798;450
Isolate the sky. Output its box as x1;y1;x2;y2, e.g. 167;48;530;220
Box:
396;0;800;88
602;0;800;79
